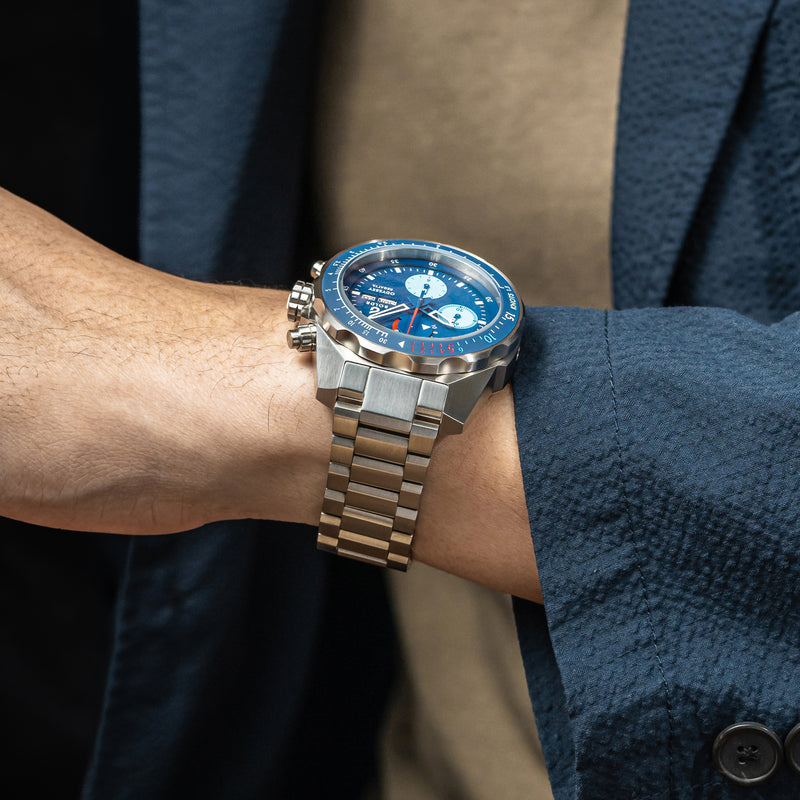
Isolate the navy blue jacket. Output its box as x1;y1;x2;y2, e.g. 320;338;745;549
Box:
76;1;800;798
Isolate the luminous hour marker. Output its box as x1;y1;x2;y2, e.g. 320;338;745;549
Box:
394;267;402;273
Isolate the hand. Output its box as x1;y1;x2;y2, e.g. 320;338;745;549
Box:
404;279;432;335
368;302;411;320
417;302;460;329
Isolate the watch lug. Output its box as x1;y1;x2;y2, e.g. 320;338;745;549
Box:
437;368;496;436
314;324;508;435
314;323;366;407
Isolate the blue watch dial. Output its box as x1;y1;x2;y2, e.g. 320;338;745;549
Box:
319;240;522;361
343;258;494;339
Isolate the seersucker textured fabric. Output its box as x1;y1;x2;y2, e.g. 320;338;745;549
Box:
514;0;800;798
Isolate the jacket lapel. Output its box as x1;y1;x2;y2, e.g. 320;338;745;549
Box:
611;0;776;309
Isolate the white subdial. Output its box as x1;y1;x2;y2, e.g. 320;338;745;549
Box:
436;304;478;330
405;273;447;299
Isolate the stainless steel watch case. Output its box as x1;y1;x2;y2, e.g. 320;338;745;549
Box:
290;242;524;437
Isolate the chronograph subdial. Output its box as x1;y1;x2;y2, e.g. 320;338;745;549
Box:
404;273;447;299
430;304;479;330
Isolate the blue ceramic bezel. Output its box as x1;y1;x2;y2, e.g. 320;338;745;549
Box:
318;239;522;360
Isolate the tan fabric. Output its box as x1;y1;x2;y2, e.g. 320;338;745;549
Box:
381;565;553;800
315;0;626;308
314;1;628;797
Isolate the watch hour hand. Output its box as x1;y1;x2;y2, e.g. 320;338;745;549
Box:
368;302;411;320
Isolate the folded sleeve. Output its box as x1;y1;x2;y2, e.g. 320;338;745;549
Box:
512;305;800;799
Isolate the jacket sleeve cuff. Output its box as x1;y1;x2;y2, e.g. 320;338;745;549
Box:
511;306;622;799
511;305;800;798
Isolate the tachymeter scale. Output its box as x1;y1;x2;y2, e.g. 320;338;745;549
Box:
342;259;492;338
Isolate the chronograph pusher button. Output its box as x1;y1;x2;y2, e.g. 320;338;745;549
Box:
287;323;317;352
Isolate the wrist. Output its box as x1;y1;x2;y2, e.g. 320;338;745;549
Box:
413;385;541;602
161;285;331;531
277;237;539;599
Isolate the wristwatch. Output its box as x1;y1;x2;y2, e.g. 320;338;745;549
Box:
287;239;524;570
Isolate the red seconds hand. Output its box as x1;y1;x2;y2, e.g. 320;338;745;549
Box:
406;282;429;335
405;305;420;335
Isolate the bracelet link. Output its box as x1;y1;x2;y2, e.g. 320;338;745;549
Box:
317;367;448;570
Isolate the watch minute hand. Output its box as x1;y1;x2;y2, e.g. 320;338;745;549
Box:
420;303;459;329
368;302;411;320
405;286;429;335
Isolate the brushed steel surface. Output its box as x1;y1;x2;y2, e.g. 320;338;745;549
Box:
313;366;446;570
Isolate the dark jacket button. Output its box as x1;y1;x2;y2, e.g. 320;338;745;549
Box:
713;722;783;785
785;723;800;774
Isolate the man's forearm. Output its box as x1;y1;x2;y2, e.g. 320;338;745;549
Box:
0;188;541;601
0;187;319;534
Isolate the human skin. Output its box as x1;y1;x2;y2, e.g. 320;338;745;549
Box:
0;188;541;602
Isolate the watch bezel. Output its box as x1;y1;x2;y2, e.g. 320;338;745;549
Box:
315;240;524;376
